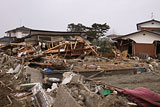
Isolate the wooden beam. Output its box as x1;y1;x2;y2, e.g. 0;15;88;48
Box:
10;42;26;46
45;42;67;53
85;41;98;56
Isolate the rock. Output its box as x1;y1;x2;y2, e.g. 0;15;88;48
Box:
85;92;102;107
78;95;84;101
77;100;84;106
98;95;129;107
72;90;79;98
79;90;86;95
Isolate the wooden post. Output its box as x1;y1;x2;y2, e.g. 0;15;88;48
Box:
52;42;54;48
58;46;60;56
38;42;41;51
132;41;135;56
71;42;72;50
155;41;157;57
38;36;39;41
74;41;77;49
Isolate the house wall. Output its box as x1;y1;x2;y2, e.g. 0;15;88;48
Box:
121;31;160;44
51;36;64;42
25;36;38;44
139;21;160;28
8;31;29;38
10;32;16;37
140;27;160;31
133;43;156;57
16;32;23;38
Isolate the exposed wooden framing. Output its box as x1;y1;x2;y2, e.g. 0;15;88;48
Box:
64;44;67;50
64;45;69;57
46;43;50;49
18;47;25;51
45;42;67;53
42;54;58;59
74;41;77;49
45;47;92;54
121;42;130;47
85;41;98;56
71;42;72;50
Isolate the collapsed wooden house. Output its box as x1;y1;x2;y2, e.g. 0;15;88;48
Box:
1;27;98;58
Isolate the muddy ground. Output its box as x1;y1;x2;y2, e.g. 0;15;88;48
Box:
95;71;160;94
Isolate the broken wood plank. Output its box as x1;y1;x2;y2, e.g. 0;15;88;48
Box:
27;62;52;66
7;95;12;105
88;70;104;79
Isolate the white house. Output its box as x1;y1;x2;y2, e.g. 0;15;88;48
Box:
5;26;31;38
137;19;160;33
115;19;160;58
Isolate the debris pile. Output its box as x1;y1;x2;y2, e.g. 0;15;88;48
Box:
0;39;160;107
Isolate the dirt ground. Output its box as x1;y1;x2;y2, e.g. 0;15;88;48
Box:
95;71;160;94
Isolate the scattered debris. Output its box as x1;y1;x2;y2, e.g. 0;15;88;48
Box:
0;37;160;107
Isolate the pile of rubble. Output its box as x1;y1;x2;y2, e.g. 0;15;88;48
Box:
0;53;160;107
0;39;160;107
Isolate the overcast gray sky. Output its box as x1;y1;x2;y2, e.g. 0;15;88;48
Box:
0;0;160;37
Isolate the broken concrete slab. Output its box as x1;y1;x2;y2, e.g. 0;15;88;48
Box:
32;83;54;107
53;85;81;107
85;92;102;107
20;82;38;90
25;67;43;84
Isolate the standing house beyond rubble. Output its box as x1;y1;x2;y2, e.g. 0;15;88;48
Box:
114;19;160;58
